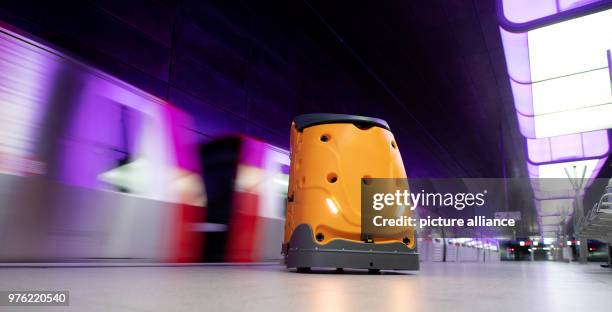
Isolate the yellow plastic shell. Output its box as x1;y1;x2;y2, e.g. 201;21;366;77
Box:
284;121;415;248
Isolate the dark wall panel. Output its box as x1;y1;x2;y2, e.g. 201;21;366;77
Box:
0;0;521;179
168;88;246;137
93;0;175;47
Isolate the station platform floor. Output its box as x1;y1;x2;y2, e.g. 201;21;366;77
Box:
0;261;611;312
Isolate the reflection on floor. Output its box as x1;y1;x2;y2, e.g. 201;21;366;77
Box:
0;262;611;312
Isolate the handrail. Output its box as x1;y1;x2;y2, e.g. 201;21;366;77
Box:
577;193;612;233
595;193;612;214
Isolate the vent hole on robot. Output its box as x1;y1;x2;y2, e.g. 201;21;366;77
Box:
391;141;397;149
316;233;325;242
320;134;330;142
403;237;410;245
353;122;373;130
327;173;338;183
362;175;372;185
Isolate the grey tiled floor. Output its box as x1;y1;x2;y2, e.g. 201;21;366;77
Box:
0;261;611;312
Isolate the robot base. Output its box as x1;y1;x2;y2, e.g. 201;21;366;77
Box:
285;224;419;271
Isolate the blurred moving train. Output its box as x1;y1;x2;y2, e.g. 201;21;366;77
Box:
0;23;289;263
0;22;505;265
199;136;289;262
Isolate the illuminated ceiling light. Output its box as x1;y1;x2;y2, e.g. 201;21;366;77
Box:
528;158;606;198
543;237;556;244
500;7;612;83
498;0;608;26
509;70;611;117
540;215;563;225
537;200;573;217
499;4;612;138
541;225;562;232
532;71;610;115
499;0;556;25
528;10;611;81
517;104;612;138
543;231;558;238
528;159;603;179
531;182;577;200
535;199;574;217
519;241;525;246
325;198;339;215
526;131;609;164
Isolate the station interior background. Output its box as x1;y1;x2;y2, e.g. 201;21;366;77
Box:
0;0;611;311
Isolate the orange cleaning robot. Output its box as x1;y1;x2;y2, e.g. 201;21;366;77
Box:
282;113;419;272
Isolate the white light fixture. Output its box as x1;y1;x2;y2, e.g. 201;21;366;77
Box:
540;215;563;225
529;158;606;199
519;104;612;138
500;8;612;138
543;237;556;244
526;130;610;164
528;10;611;81
529;159;602;179
536;199;574;216
530;69;611;116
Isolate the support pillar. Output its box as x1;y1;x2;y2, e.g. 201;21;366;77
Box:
608;244;612;269
578;237;588;264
